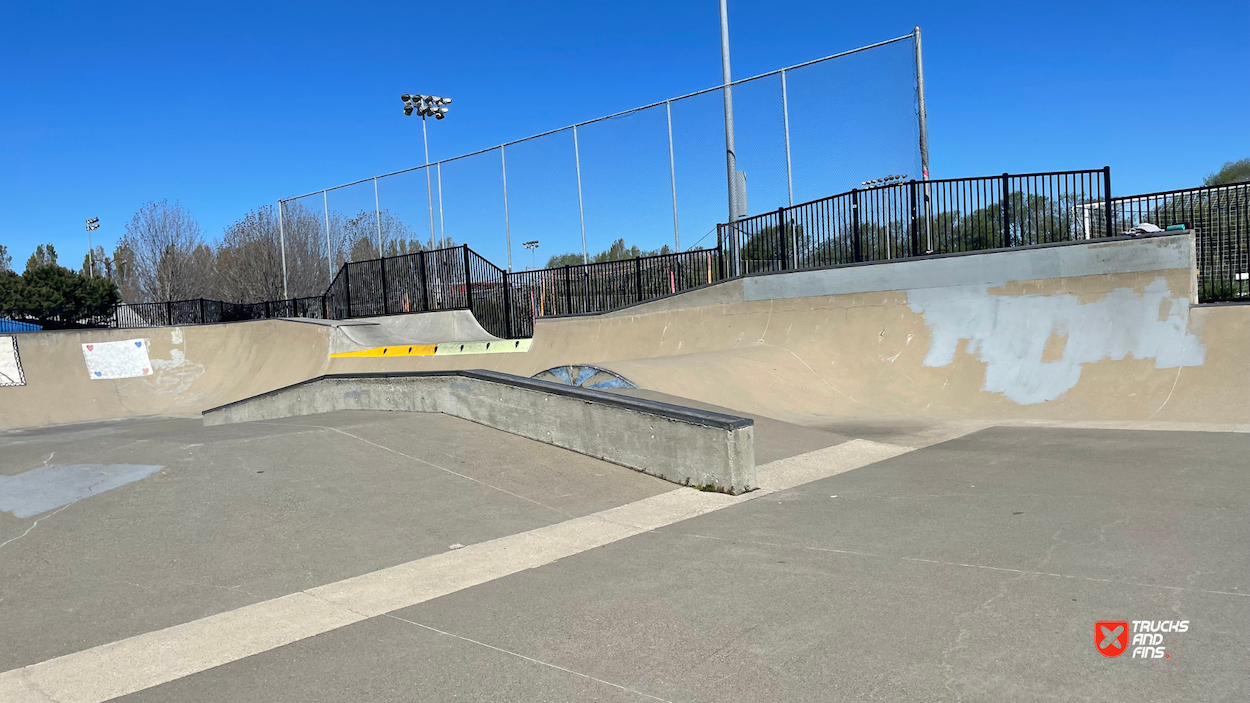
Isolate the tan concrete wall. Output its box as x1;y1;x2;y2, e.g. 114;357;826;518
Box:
0;320;332;431
5;233;1246;430
328;235;1249;426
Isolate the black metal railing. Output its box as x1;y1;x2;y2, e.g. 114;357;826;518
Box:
505;248;726;337
17;168;1243;337
1099;181;1249;302
720;168;1112;275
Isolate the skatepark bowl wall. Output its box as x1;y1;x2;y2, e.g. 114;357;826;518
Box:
201;370;756;494
323;231;1250;428
3;230;1248;432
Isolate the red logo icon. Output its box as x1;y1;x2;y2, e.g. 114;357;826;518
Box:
1096;621;1129;658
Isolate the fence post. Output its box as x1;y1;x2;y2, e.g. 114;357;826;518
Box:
1103;166;1113;238
776;207;788;271
166;300;172;326
502;270;514;339
380;256;389;315
1001;172;1012;247
851;189;862;263
563;265;573;314
908;180;920;257
716;225;726;280
322;296;329;320
462;246;474;311
635;256;643;302
199;298;205;325
344;264;352;318
265;300;271;319
418;251;429;311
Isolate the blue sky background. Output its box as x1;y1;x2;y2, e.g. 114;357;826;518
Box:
2;0;1247;271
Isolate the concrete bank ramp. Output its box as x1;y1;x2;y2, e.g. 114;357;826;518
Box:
0;320;333;431
325;232;1250;427
320;310;500;355
202;370;756;494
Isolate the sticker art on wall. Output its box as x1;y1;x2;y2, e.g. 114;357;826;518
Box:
82;339;153;380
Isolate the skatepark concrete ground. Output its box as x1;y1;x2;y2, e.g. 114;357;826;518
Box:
2;406;1246;702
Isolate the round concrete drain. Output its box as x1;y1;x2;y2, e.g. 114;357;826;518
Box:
532;365;637;390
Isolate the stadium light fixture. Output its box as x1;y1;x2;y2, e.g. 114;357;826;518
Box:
522;240;539;270
401;93;452;247
85;217;100;277
861;174;909;187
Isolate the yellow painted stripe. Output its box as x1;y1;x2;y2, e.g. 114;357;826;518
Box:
433;339;532;356
331;344;437;359
331;339;532;359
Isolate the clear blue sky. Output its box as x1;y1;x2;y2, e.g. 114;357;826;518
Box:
2;0;1247;271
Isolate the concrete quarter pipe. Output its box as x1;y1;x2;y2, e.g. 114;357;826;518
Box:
1;232;1246;431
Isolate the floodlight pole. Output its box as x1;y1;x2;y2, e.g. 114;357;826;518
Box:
719;0;740;274
422;115;436;249
573;125;588;264
719;0;738;223
914;25;933;252
85;218;99;277
323;190;333;283
278;201;289;299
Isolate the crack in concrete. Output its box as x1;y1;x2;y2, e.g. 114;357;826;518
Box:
0;504;72;552
671;532;1250;598
383;612;676;702
275;423;573;518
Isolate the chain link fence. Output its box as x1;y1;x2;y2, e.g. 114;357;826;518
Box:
278;31;925;297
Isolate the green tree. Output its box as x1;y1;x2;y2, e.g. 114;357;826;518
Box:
0;262;119;326
545;239;672;268
0;270;23;311
25;243;57;272
1204;158;1250;186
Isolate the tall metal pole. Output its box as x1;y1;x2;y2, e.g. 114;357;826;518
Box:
719;0;738;226
781;70;794;207
914;26;933;252
422;115;436;249
278;200;289;299
373;177;383;255
665;100;680;251
719;0;740;276
323;190;333;279
436;162;446;244
501;146;513;272
573;126;589;264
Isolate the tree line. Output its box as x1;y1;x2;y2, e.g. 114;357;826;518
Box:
80;199;451;305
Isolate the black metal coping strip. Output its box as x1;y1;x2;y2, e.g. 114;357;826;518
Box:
202;369;754;431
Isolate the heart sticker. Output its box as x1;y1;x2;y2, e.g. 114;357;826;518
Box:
142;368;150;374
86;345;94;351
134;341;143;348
94;371;102;377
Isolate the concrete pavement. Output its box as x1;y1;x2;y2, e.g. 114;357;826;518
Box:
2;413;1245;702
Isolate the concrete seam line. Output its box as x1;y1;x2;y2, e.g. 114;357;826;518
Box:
0;436;940;703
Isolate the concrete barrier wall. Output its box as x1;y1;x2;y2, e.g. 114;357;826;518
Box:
0;320;333;431
202;370;757;494
327;233;1248;426
8;233;1246;431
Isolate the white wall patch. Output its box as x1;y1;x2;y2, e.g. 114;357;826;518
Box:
83;339;154;380
0;336;25;387
908;278;1205;405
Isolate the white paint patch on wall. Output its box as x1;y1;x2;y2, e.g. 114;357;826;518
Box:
0;336;24;387
82;339;153;380
908;278;1205;405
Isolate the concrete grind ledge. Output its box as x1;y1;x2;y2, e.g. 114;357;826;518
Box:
202;370;757;494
